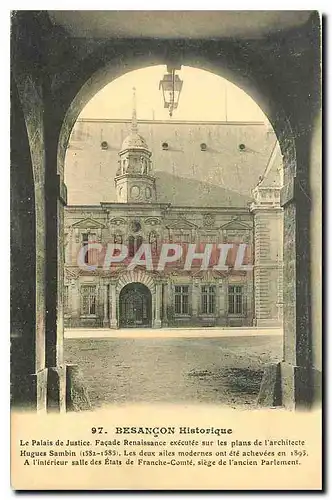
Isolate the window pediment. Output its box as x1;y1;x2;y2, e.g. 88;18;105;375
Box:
220;218;251;231
166;219;197;230
71;217;105;229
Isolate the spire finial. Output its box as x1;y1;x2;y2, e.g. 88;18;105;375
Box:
131;86;138;133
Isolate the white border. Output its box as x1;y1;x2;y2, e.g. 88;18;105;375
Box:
1;6;328;499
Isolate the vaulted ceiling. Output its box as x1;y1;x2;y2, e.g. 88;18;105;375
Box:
47;11;312;40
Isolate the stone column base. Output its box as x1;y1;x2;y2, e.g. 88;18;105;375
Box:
66;364;91;411
258;361;314;410
47;365;67;413
153;319;162;328
11;365;91;412
280;362;312;410
102;319;109;327
312;368;322;407
110;319;118;329
11;368;48;412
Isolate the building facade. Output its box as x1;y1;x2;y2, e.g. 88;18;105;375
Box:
64;112;283;329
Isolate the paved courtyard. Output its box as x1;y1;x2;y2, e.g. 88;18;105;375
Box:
64;330;283;409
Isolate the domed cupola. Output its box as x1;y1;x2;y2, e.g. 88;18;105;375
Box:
115;87;157;203
120;132;149;152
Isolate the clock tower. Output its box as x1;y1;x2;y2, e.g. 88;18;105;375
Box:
115;88;157;203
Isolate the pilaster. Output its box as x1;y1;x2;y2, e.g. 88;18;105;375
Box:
258;176;313;409
103;281;109;327
109;282;118;328
153;282;162;328
251;186;283;327
192;279;200;317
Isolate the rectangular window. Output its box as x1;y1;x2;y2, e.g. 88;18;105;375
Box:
201;285;216;314
82;233;89;264
82;233;97;265
228;285;244;314
81;285;96;315
174;285;189;315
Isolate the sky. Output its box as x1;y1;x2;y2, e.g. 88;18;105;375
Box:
79;65;269;123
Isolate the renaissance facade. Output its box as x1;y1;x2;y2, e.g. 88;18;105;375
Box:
64;112;283;329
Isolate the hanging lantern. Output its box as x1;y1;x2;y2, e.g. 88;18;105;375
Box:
159;68;183;118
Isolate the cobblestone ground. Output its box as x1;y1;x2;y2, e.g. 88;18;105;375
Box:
64;335;282;409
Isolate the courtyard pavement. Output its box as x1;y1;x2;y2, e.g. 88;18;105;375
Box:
65;326;283;339
64;332;283;409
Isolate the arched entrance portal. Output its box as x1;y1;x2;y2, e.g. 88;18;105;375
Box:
119;283;152;328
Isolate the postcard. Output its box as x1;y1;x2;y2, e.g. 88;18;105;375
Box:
10;10;322;490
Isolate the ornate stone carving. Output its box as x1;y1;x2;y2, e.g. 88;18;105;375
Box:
114;234;123;244
203;213;215;227
110;217;126;226
130;220;141;233
149;231;158;254
145;217;161;226
71;217;105;230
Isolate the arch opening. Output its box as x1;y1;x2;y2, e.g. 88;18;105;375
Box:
119;282;152;328
58;48;297;177
62;61;286;333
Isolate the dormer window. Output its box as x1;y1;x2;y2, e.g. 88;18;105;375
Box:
239;143;246;151
162;142;169;150
101;141;108;150
200;143;207;151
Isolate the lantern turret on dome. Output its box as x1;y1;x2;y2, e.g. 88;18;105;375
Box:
115;87;156;203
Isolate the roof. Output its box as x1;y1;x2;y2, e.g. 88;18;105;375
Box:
65;118;282;207
120;132;149;152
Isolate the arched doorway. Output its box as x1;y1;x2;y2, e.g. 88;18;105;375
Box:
119;283;152;328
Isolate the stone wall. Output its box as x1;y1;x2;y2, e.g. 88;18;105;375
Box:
65;119;279;206
64;204;254;328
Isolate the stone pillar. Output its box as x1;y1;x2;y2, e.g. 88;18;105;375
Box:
45;171;67;412
246;276;254;326
68;228;73;265
251;189;283;327
309;111;322;406
153;283;162;328
109;282;118;328
218;282;226;323
192;280;200;318
71;280;80;324
162;282;169;326
103;282;109;327
279;176;312;409
10;20;49;413
44;101;69;412
258;175;313;410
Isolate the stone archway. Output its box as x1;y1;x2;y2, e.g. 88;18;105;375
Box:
117;270;155;295
57;41;316;408
113;271;162;329
57;43;296;176
119;283;152;328
11;12;321;410
57;47;301;406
